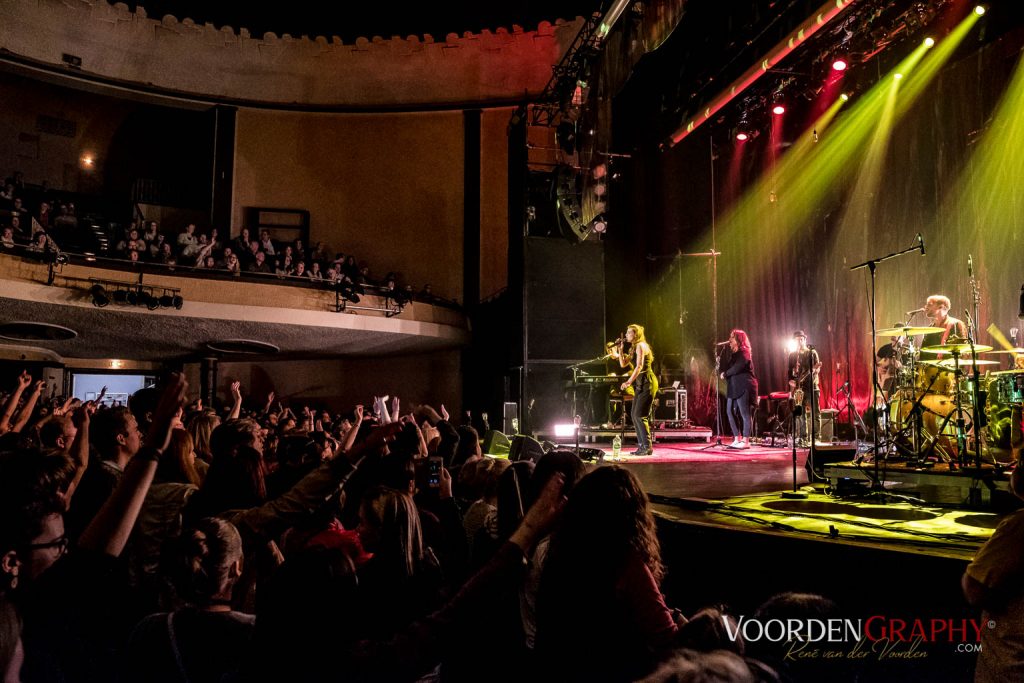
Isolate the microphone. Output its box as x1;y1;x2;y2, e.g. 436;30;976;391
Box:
968;253;973;278
906;307;925;316
1019;284;1023;320
917;233;925;255
715;341;731;346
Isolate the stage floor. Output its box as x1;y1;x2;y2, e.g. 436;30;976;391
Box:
547;439;1006;561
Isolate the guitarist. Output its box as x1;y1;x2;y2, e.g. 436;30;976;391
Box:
788;330;822;446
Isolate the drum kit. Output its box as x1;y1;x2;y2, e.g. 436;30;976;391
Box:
873;324;1023;465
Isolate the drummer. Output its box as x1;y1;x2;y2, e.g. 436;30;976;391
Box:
919;295;968;352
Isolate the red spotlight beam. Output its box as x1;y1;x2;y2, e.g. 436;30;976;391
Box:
662;0;861;150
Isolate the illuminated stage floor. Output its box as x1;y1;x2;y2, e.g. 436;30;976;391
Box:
551;440;1006;560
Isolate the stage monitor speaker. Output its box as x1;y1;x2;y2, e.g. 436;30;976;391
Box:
808;444;857;474
509;435;547;464
482;430;511;457
503;402;519;435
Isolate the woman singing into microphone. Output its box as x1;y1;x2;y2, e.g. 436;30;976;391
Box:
615;324;658;455
721;329;756;449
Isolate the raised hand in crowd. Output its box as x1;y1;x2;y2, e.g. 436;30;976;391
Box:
78;373;188;557
510;472;567;553
440;403;450;422
391;395;400;422
62;400;96;507
0;370;32;434
228;380;243;420
11;379;46;434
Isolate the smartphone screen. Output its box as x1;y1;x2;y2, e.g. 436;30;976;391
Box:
428;456;442;488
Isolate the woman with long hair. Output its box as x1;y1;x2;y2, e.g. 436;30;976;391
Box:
615;323;659;455
536;466;681;680
721;329;757;449
355;487;444;639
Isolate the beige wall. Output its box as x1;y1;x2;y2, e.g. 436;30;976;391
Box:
480;108;511;299
1;0;578;108
233;109;465;301
195;350;462;414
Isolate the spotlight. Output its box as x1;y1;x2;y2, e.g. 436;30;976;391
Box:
840;93;850;102
159;294;174;308
974;6;985;16
894;73;903;80
736;131;749;142
138;290;159;310
590;215;608;234
785;338;799;354
172;295;184;310
772;104;786;116
112;289;128;304
126;289;138;306
923;37;935;48
832;58;848;72
337;281;360;304
89;284;109;308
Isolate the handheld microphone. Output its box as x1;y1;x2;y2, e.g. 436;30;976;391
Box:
906;307;925;316
917;233;925;255
968;253;973;278
715;341;731;346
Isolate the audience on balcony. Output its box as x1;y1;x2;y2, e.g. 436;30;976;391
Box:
1;168;456;309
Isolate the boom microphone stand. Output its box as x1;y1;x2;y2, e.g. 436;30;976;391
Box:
849;234;926;493
700;344;727;450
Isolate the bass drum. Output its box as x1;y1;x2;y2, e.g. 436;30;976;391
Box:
986;371;1024;463
889;394;970;460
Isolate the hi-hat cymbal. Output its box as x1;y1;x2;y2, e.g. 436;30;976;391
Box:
876;326;944;336
920;343;994;354
982;348;1024;355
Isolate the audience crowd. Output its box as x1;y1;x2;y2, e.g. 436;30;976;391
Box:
0;368;835;682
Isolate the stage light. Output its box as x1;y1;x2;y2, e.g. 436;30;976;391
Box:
974;6;986;16
126;289;138;306
159;294;174;308
785;338;799;354
589;214;608;234
832;58;847;72
172;295;184;310
112;289;128;304
894;73;903;80
89;284;109;308
553;423;577;438
923;37;935;48
138;290;159;310
736;131;749;141
840;93;850;102
772;104;786;116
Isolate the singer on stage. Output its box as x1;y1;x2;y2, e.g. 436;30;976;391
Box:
721;329;756;449
616;324;658;456
919;295;968;349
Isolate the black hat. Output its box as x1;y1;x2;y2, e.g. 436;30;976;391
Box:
793;330;807;338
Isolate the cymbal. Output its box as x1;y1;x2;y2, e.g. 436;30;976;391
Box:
876;326;944;336
924;358;999;368
920;343;993;354
981;348;1024;355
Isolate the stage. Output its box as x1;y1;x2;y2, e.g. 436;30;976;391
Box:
540;438;1008;561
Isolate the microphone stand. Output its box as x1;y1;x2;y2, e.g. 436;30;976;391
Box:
850;237;925;495
699;344;727;450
